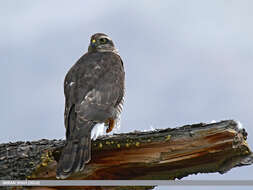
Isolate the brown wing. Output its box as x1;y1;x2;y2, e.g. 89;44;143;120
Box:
64;51;124;136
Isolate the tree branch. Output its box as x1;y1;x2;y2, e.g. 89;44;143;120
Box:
0;120;252;188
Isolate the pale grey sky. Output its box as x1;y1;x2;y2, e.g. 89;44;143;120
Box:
1;0;253;186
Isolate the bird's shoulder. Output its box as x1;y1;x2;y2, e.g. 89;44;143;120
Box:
79;51;123;68
65;51;123;81
64;51;123;96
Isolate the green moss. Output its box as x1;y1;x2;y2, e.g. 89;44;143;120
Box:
165;135;171;141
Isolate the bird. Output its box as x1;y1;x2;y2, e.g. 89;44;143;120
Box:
56;33;125;179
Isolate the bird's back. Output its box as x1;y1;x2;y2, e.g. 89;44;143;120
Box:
64;51;124;105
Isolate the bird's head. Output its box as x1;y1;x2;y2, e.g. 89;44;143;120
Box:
88;33;117;53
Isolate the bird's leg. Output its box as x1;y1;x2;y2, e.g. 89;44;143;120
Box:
106;118;115;133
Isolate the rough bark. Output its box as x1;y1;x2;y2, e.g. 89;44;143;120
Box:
0;120;252;190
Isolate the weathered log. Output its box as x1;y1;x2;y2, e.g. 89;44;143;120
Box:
0;120;252;189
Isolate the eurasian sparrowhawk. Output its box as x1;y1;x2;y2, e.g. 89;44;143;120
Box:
56;33;125;179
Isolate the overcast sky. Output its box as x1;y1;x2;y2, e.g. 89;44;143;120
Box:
1;0;253;188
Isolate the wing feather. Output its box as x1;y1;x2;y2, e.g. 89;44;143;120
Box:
64;52;124;131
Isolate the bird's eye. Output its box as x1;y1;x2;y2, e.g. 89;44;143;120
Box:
99;38;108;44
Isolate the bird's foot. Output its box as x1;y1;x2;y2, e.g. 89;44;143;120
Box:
106;118;115;133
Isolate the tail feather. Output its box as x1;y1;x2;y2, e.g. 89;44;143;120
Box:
56;122;93;179
73;133;91;172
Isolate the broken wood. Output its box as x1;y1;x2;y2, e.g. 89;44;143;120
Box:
0;120;252;189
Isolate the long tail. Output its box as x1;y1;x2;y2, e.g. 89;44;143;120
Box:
56;121;94;179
